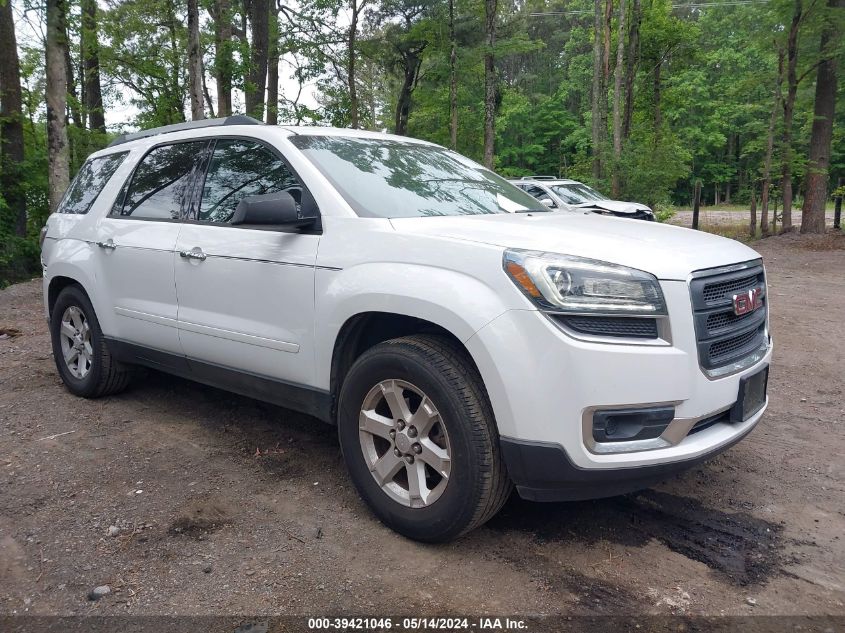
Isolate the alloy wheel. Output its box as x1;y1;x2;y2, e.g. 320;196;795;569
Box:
358;379;452;508
59;306;93;379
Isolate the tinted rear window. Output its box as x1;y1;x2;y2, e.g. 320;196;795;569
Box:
115;141;208;220
58;152;128;214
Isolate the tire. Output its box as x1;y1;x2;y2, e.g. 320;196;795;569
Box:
337;334;512;542
50;285;133;398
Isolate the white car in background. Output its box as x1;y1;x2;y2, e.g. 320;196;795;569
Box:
511;176;655;221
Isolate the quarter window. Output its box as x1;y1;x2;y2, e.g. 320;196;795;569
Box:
59;152;128;214
116;141;208;220
198;139;303;224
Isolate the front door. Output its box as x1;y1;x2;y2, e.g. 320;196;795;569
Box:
95;140;209;355
174;138;320;387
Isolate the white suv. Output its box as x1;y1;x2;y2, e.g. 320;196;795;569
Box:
41;117;771;542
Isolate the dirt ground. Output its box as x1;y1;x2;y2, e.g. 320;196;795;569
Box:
0;232;843;619
672;208;836;228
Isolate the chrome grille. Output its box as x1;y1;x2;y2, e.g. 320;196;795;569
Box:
690;261;768;374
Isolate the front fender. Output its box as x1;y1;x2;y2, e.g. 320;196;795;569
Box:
42;239;105;326
313;262;518;390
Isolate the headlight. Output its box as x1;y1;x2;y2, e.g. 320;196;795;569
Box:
503;249;667;316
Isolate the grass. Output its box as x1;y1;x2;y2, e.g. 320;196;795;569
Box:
696;222;760;242
688;221;844;249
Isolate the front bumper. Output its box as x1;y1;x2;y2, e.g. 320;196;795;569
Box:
500;401;764;501
465;278;771;492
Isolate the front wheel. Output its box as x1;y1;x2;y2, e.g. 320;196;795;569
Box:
337;335;511;542
50;285;133;398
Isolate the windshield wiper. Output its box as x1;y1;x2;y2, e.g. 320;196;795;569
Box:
514;208;554;213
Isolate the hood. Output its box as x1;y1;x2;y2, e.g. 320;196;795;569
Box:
575;200;652;214
390;212;760;281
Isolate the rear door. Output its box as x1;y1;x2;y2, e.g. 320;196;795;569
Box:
95;140;209;356
173;137;320;386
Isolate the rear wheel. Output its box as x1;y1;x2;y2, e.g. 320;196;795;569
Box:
338;335;511;542
50;285;133;398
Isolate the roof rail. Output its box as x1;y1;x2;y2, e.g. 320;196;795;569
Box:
107;115;263;148
520;175;556;180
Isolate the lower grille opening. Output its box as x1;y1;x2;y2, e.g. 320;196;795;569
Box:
556;315;658;339
688;409;731;435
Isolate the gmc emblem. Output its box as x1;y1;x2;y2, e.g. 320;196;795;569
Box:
732;287;763;316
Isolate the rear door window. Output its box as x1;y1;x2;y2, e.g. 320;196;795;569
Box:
59;152;128;214
114;141;209;220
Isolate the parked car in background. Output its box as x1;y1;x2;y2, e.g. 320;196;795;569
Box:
511;176;655;221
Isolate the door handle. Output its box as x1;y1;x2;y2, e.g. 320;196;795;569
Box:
179;248;207;261
96;239;116;250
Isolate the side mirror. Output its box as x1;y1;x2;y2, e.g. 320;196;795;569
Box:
539;197;555;208
231;191;316;228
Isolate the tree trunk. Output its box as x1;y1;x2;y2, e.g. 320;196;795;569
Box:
781;0;801;232
202;72;217;117
600;0;611;140
214;0;233;117
760;48;784;237
245;0;269;118
46;0;70;213
448;0;457;149
64;37;83;129
165;0;185;123
80;0;105;132
591;0;603;179
188;0;205;120
653;60;662;133
622;0;640;140
266;8;280;125
611;0;627;197
483;0;497;169
749;186;757;237
394;50;422;136
692;179;701;230
725;133;734;204
348;0;360;128
0;0;26;236
834;177;842;229
800;0;843;234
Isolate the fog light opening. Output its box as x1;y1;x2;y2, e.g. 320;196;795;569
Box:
592;406;675;443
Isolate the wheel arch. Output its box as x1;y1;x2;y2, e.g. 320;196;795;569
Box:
329;311;486;421
47;274;90;319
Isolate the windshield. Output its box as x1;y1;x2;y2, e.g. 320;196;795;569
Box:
290;135;543;218
550;183;608;205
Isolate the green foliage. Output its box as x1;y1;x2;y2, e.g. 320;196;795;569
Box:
653;204;676;224
617;129;691;209
0;231;40;288
1;0;841;290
